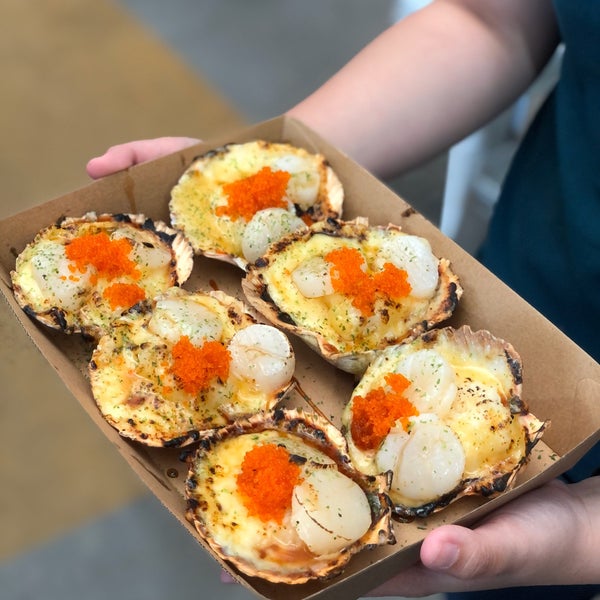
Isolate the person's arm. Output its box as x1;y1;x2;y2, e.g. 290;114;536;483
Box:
86;1;558;180
288;0;559;177
367;477;600;596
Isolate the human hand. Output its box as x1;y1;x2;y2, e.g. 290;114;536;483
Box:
368;477;600;597
86;136;200;179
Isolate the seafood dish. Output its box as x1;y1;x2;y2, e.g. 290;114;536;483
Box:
243;218;462;374
90;287;296;446
10;212;193;340
185;408;395;584
169;140;344;268
341;326;548;518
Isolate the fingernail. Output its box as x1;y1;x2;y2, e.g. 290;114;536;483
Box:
431;543;459;570
220;570;236;584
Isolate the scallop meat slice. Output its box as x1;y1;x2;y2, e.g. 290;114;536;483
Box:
242;218;462;375
341;326;548;518
169;140;344;269
11;212;194;340
89;287;296;447
185;408;394;584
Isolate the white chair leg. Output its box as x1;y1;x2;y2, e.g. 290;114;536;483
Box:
439;130;488;240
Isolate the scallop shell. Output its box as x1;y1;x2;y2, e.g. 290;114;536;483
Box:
169;140;344;269
342;326;548;519
185;408;395;584
242;218;462;375
89;287;296;447
11;212;194;340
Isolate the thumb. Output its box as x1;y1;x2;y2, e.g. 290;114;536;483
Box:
419;523;517;580
86;137;200;179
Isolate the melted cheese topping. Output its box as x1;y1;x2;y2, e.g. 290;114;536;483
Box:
262;229;440;353
170;141;337;263
90;289;294;445
189;430;372;578
445;364;525;476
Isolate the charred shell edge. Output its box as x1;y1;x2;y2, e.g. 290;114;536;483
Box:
242;219;463;375
184;407;395;584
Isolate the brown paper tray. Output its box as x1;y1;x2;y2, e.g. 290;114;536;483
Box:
1;116;599;600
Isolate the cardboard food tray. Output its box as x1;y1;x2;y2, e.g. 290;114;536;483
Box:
1;116;599;600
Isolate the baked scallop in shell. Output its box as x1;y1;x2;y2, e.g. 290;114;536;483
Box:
242;218;462;375
341;326;548;519
10;212;193;340
185;408;395;584
169;140;344;268
89;287;296;447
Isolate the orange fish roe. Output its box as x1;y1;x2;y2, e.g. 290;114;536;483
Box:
325;247;412;316
373;262;412;298
65;231;141;282
171;336;230;396
326;246;375;315
300;213;314;226
216;166;291;222
236;443;302;524
103;282;146;310
351;373;419;450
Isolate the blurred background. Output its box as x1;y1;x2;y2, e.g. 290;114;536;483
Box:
1;0;540;598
